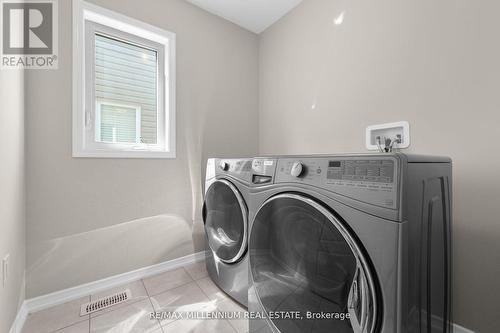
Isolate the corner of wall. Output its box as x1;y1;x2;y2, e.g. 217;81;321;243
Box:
0;68;27;333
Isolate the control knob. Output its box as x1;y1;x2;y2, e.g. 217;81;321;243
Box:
219;161;229;171
290;162;304;177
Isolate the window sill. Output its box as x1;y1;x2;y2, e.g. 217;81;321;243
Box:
72;149;176;159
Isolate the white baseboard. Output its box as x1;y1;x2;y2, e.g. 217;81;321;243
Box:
10;249;477;333
453;323;476;333
8;303;29;333
9;251;206;333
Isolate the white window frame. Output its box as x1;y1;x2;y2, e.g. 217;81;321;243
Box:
95;100;142;144
72;0;176;158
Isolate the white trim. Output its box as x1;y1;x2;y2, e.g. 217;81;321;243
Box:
9;251;206;333
95;100;142;144
27;251;205;313
72;0;176;159
8;303;28;333
71;149;177;159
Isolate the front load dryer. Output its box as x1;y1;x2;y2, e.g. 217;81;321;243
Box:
203;158;252;307
248;154;452;333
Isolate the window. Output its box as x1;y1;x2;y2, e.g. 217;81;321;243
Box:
73;0;176;158
96;101;141;144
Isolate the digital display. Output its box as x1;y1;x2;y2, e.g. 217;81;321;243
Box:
329;161;341;168
327;160;394;183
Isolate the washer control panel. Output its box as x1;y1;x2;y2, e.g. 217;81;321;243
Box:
326;160;394;183
275;157;399;209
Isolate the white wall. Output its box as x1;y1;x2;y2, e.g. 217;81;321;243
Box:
0;70;26;332
25;0;259;298
259;0;500;332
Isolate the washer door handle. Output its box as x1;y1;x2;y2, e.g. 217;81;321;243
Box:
348;265;371;333
202;201;207;224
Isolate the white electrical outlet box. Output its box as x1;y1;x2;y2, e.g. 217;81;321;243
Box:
366;121;410;150
2;254;9;287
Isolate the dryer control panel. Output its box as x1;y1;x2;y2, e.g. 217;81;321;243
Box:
251;159;277;185
275;157;399;209
214;159;253;184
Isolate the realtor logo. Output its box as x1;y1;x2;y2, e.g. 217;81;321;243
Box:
1;0;58;69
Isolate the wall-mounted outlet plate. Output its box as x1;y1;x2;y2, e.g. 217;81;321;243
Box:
366;121;410;150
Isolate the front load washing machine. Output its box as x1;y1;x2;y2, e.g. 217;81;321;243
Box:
248;154;452;333
203;158;251;307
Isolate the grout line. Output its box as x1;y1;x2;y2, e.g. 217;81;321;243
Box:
45;295;91;333
141;278;164;332
180;266;196;283
141;278;152;298
194;278;211;300
183;264;196;281
146;277;197;298
145;265;215;332
183;261;209;281
193;274;244;333
195;273;210;281
47;319;90;333
145;268;200;330
148;279;194;297
47;318;90;333
225;318;241;333
141;266;195;298
194;275;231;304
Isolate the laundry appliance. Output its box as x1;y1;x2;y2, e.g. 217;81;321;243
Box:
248;154;452;333
203;158;252;307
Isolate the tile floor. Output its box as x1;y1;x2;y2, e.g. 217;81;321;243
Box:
21;261;248;333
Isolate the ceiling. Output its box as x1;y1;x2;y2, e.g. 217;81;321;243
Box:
185;0;304;34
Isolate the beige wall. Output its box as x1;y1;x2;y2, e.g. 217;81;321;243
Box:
25;0;258;298
259;0;500;331
0;70;26;331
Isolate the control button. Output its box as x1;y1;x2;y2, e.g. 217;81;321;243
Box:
219;161;229;171
290;162;304;178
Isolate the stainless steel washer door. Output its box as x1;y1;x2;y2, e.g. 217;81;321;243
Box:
203;179;247;264
249;193;379;333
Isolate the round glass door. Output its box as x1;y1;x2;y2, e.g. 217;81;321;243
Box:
203;179;247;263
249;193;379;333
